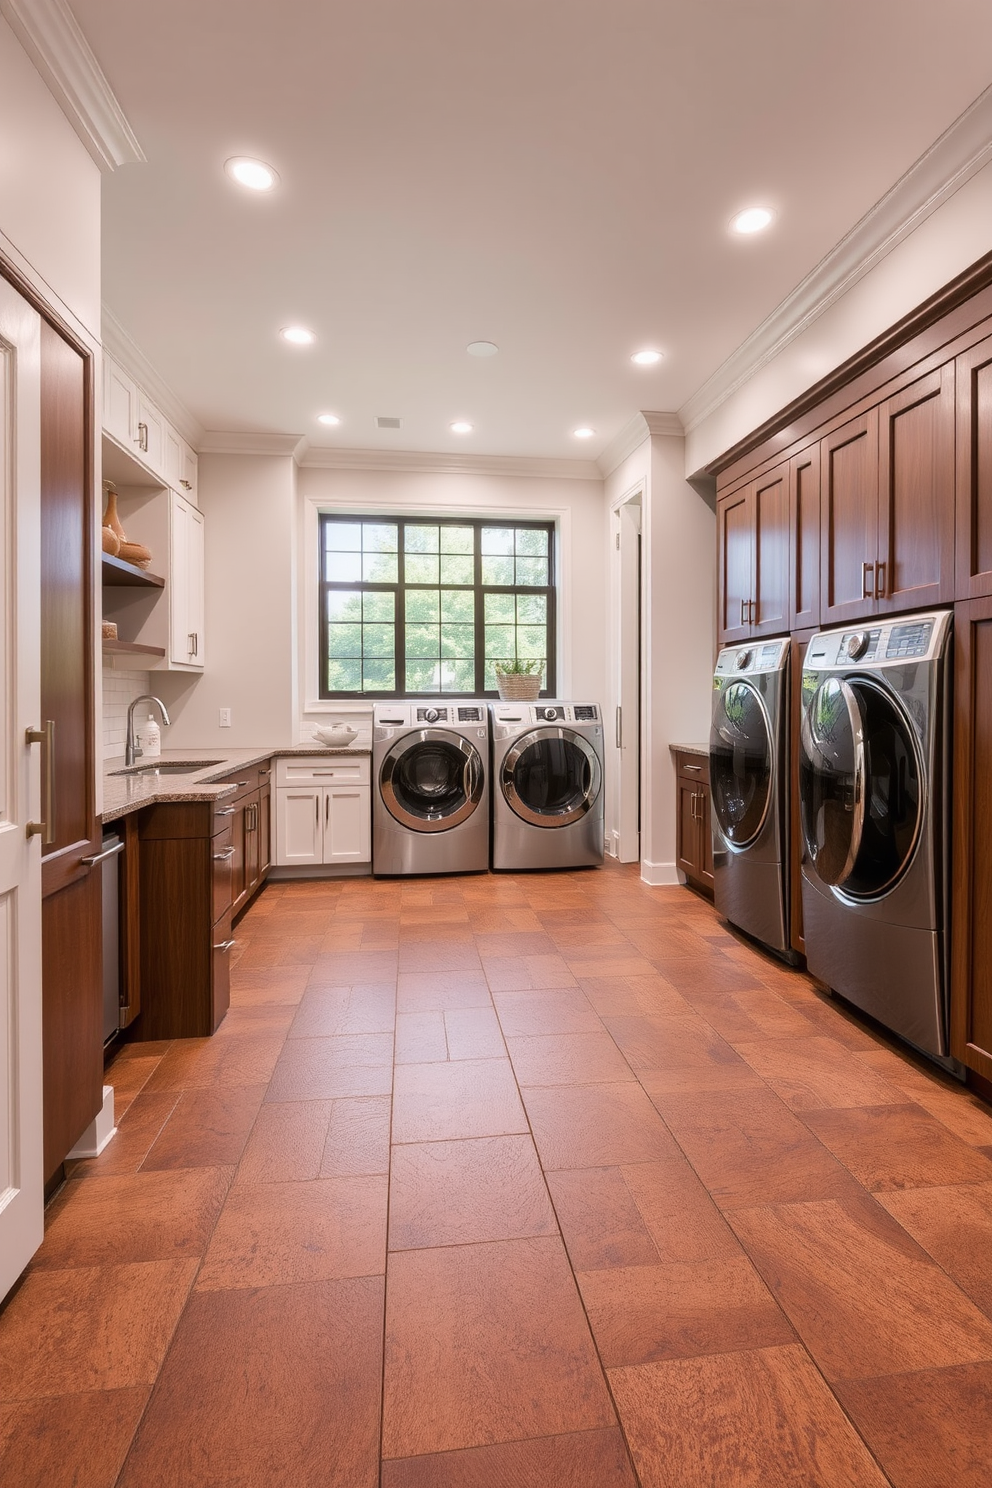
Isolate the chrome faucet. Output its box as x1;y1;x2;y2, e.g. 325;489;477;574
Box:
126;694;171;767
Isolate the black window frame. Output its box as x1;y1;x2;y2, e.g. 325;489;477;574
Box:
318;512;557;699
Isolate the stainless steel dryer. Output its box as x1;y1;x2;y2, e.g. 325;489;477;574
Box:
372;701;489;875
709;637;792;957
490;701;604;870
798;610;953;1060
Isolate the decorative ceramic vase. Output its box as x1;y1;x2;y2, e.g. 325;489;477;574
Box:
102;482;153;568
495;671;543;702
101;525;120;555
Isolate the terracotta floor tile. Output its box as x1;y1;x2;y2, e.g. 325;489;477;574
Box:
835;1361;992;1488
143;1032;285;1091
730;1195;992;1380
492;988;602;1036
601;1012;744;1074
389;1135;557;1249
857;1047;992;1146
578;975;683;1018
792;994;885;1051
566;955;661;979
383;1236;614;1458
392;1059;527;1143
140;1084;266;1171
653;1088;862;1209
475;931;560;957
396;969;493;1012
309;948;399;983
736;1034;909;1111
266;1036;393;1101
620;1159;743;1263
106;1050;164;1104
609;1344;889;1488
506;1029;633;1086
638;1060;767;1096
444;1006;506;1059
320;1094;393;1177
228;964;310;1004
197;1174;388;1288
213;1003;297;1036
69;1090;180;1179
381;1427;638;1488
684;984;820;1043
547;924;633;951
546;1167;661;1270
117;1277;383;1488
462;907;545;933
649;953;767;995
398;942;483;973
395;1010;448;1062
0;1385;150;1488
878;1182;992;1315
0;1260;196;1399
802;1102;992;1191
523;1082;683;1170
290;982;396;1036
234;1099;335;1185
579;1254;793;1366
482;953;579;991
34;1167;231;1268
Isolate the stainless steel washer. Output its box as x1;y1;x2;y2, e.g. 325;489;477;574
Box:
490;701;604;871
798;609;955;1061
372;701;490;875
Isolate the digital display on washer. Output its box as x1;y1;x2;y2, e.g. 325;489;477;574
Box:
572;705;598;721
886;621;932;660
457;706;483;722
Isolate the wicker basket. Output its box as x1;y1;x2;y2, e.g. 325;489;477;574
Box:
495;672;543;702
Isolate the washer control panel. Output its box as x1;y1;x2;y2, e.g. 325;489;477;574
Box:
714;638;788;677
805;612;949;671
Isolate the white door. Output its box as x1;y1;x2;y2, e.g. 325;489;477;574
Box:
615;494;642;862
324;786;371;864
187;504;205;666
277;787;323;865
164;423;184;491
0;279;44;1301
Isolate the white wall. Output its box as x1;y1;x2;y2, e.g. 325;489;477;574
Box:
0;16;101;339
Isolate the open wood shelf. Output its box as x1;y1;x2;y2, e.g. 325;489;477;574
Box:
101;552;165;588
102;639;167;658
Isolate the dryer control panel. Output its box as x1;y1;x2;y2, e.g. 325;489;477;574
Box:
804;611;950;672
714;638;789;677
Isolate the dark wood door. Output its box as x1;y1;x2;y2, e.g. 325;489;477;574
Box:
230;795;249;917
676;777;701;883
244;792;261;899
698;784;714;892
876;364;955;614
752;466;790;637
39;320;101;1185
258;783;272;877
717;488;753;642
950;597;992;1080
820;409;879;625
955;334;992;600
790;446;821;630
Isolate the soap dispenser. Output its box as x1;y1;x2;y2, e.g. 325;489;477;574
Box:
142;713;161;758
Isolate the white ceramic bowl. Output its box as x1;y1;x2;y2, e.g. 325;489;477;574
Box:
312;724;358;747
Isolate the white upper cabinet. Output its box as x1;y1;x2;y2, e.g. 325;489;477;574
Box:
103;356;138;449
135;391;166;481
169;492;205;667
103;351;197;503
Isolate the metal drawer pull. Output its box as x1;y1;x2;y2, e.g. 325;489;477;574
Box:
213;846;235;861
213;938;236;953
25;719;56;845
233;779;250;788
739;599;747;625
137;421;148;451
862;561;874;598
215;806;236;816
875;560;886;598
683;763;702;773
81;840;125;867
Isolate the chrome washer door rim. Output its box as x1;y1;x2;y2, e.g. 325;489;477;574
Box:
800;677;866;888
379;729;483;833
501;726;602;828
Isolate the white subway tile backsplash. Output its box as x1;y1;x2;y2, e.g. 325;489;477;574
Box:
102;669;150;760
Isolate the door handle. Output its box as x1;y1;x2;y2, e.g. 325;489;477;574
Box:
862;561;875;598
875;560;886;598
748;599;756;624
615;706;622;750
25;719;56;846
215;806;236;817
739;599;747;625
81;840;125;868
213;846;235;861
137;421;148;452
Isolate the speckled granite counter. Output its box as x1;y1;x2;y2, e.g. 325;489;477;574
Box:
669;742;709;759
102;742;372;823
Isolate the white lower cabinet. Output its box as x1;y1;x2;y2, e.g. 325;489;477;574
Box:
275;756;371;867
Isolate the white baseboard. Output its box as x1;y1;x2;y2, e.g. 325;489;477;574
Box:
67;1085;117;1159
640;859;681;887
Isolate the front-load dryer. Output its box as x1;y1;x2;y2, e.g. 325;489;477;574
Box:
490;701;604;870
372;701;490;875
798;609;953;1060
709;636;793;958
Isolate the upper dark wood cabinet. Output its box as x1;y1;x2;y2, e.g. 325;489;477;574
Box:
956;333;992;599
820;409;879;626
717;486;752;642
876;364;955;614
752;466;790;636
789;446;821;630
951;596;992;1080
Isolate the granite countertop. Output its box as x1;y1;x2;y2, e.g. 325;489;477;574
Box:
102;741;372;823
669;742;710;759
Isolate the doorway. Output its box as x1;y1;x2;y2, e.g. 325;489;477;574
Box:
613;490;642;863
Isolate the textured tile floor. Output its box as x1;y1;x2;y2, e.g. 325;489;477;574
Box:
4;861;992;1486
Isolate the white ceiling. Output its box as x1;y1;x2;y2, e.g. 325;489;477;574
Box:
73;0;992;461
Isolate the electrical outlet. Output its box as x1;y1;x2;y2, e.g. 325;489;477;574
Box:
219;708;232;728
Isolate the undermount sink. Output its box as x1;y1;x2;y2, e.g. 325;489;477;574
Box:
113;760;224;776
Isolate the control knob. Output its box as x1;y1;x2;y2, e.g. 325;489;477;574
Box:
846;632;869;660
424;707;440;723
542;707;560;720
735;650;752;671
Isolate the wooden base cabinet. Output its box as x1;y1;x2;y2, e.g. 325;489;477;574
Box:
674;751;713;898
212;760;272;918
951;598;992;1079
275;756;371;868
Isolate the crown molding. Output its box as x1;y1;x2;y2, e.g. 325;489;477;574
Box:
299;446;601;480
101;307;204;446
597;411;683;477
679;81;992;437
641;411;684;439
1;0;144;171
198;431;310;459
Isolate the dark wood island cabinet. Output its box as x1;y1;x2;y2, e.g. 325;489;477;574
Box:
672;748;714;899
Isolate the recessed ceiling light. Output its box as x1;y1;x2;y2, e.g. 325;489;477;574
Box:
317;413;340;426
450;421;473;434
280;325;316;346
467;341;499;358
573;427;595;439
225;156;279;192
631;349;663;366
730;206;775;235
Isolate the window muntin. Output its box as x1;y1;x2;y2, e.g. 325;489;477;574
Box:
319;515;556;698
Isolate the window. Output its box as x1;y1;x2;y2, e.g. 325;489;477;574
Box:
319;514;556;698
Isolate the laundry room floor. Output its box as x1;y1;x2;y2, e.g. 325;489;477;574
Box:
4;861;992;1487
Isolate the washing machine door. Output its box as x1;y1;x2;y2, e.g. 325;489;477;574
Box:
799;675;923;900
709;679;773;850
379;729;484;832
501;727;602;828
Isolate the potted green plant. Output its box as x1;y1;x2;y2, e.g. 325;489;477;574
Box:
494;658;544;701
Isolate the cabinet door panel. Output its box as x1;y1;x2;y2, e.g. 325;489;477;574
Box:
676;777;700;882
135;393;165;480
103;356;136;448
277;788;322;865
699;787;714;891
821;410;878;624
169;493;191;665
752;467;789;636
258;785;272;876
790;447;821;629
877;365;955;613
951;599;992;1078
187;506;205;665
324;787;371;864
956;336;992;599
717;489;753;642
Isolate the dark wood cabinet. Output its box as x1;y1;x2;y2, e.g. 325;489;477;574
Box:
717;464;790;642
876;365;955;613
717;486;753;642
789;446;821;629
820;409;879;625
951;597;992;1080
956;333;992;599
214;759;272;919
674;751;713;898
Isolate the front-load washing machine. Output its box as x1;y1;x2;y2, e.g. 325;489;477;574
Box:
490;701;604;870
798;609;953;1060
372;701;490;875
709;636;792;958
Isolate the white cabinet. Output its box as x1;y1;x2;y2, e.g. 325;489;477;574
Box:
104;351;197;499
165;425;198;500
274;756;371;867
169;492;205;666
135;391;166;480
104;357;139;450
102;486;205;672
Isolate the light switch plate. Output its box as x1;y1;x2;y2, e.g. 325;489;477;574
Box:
219;708;232;727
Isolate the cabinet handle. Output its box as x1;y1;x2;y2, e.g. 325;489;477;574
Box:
325;793;331;823
180;478;192;491
690;791;698;821
213;846;235;861
615;705;622;750
215;806;236;816
81;840;125;868
748;599;756;624
875;560;886;598
213;938;236;953
233;780;250;789
739;599;747;626
137;421;148;452
315;795;320;823
862;561;875;598
683;763;702;773
25;719;56;846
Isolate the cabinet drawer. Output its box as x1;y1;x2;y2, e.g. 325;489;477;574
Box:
212;822;234;923
677;754;710;784
212;764;262;800
276;754;370;787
